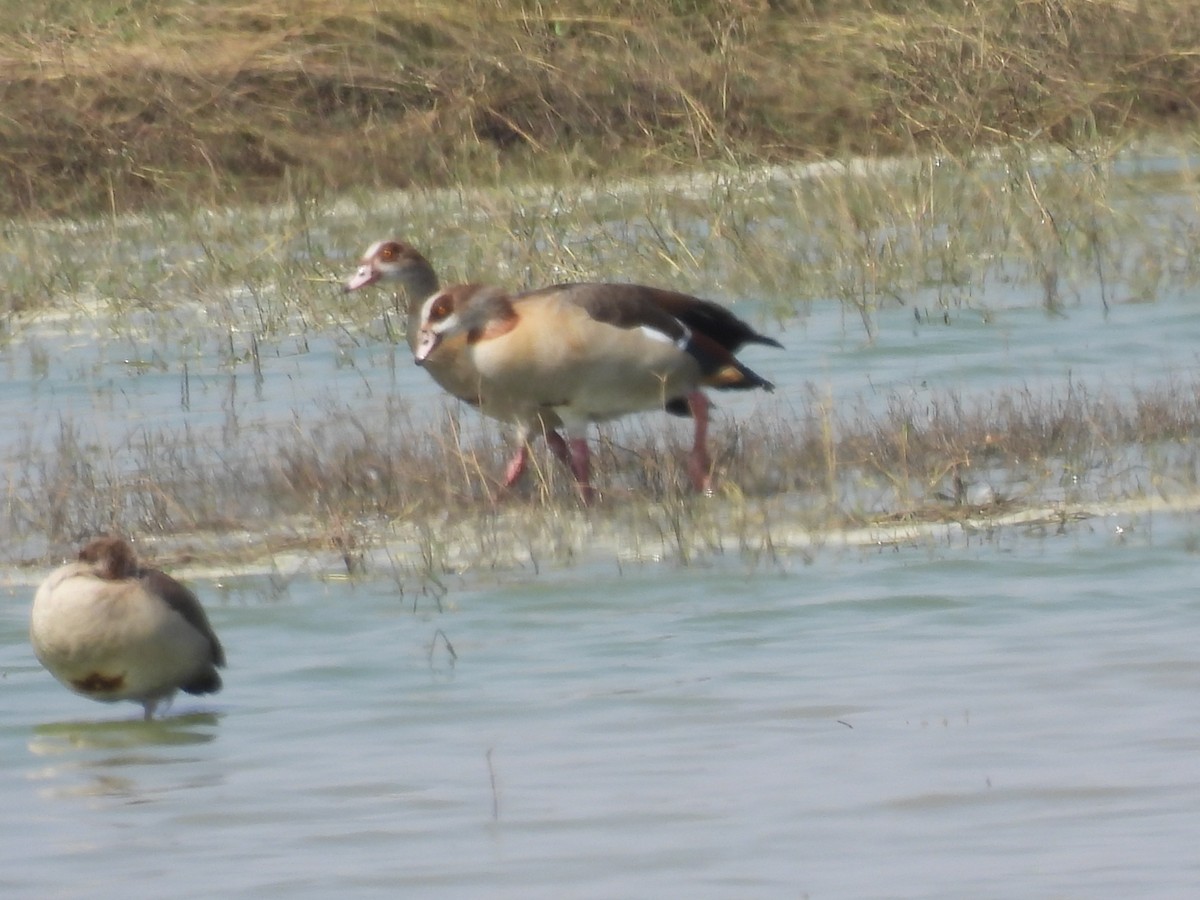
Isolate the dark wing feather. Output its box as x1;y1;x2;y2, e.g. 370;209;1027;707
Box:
687;332;775;392
140;568;227;672
632;286;784;351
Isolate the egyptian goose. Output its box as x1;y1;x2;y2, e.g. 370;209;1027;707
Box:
345;239;782;498
415;282;779;501
344;240;573;482
30;536;226;720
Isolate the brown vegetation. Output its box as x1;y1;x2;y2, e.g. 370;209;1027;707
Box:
2;0;1199;218
10;374;1200;575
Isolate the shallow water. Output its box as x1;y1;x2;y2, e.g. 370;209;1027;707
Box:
5;149;1200;897
5;515;1200;898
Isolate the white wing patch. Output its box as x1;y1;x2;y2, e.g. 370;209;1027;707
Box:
637;321;691;350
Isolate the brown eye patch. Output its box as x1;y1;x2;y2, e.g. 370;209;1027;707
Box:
429;293;455;323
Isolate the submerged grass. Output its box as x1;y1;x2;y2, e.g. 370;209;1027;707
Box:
8;370;1200;583
6;139;1200;331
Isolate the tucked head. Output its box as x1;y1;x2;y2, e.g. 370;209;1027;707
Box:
77;536;140;581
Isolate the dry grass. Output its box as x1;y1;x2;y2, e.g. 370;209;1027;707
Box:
1;0;1199;217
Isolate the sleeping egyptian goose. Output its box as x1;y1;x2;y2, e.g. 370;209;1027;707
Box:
345;239;782;498
415;282;779;501
30;536;225;720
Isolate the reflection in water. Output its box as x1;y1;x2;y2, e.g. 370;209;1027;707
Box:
31;711;222;751
26;713;221;800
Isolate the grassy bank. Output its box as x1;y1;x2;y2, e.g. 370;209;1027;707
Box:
2;0;1199;218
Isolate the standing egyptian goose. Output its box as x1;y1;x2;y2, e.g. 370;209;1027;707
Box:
345;239;782;497
30;536;225;720
415;283;779;501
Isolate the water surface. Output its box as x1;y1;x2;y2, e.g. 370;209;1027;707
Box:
4;150;1200;897
5;516;1200;898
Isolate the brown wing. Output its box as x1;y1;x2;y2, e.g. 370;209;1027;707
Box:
520;283;782;351
634;286;783;351
519;283;775;394
140;568;227;669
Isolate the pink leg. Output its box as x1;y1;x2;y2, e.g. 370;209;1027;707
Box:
502;443;530;488
503;429;583;499
686;390;713;493
541;429;593;502
567;437;596;504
